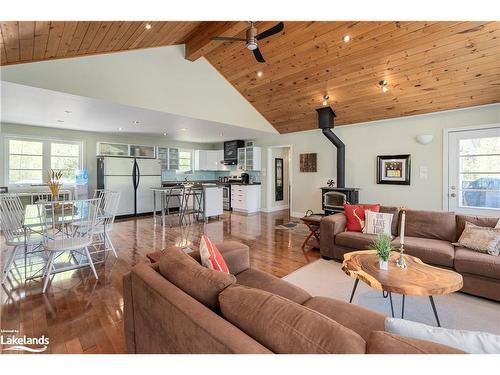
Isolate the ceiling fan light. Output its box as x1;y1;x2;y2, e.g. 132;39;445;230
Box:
247;41;258;50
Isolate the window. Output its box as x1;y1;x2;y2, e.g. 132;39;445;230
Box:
8;140;44;184
6;137;83;186
51;142;80;183
447;126;500;215
176;149;193;175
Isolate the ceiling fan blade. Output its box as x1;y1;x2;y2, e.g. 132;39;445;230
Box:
252;47;266;63
210;36;246;42
256;22;284;40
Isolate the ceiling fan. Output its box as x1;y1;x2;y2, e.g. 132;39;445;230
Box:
210;21;284;63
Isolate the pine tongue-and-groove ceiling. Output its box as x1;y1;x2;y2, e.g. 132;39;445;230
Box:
1;21;499;133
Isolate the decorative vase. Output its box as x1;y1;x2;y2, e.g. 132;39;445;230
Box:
379;259;389;270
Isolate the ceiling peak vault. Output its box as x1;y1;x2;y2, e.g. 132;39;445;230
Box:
1;21;499;134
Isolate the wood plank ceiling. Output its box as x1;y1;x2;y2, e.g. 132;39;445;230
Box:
204;21;500;133
0;21;201;65
1;21;499;133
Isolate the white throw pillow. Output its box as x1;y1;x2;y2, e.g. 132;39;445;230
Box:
385;317;500;354
363;210;393;237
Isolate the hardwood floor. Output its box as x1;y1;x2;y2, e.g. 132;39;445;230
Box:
0;210;320;354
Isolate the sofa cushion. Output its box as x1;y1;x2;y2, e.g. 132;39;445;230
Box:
335;231;378;249
454;247;500;279
235;268;311;304
219;284;366;354
303;296;385;341
158;246;236;311
366;331;463;354
379;206;400;236
405;209;456;242
454;222;500;256
402;236;455;267
385;317;500;354
456;215;499;241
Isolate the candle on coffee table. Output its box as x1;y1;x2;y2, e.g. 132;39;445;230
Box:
400;209;406;246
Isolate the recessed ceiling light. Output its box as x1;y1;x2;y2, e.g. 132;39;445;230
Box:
57;119;64;123
145;23;152;30
64;110;72;114
343;35;351;43
118;127;123;131
257;71;263;78
379;80;389;93
180;128;187;131
132;120;140;124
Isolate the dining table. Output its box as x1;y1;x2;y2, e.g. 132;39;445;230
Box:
21;201;110;282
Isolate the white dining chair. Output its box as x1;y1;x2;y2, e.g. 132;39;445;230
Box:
37;198;101;293
0;194;43;284
92;190;121;257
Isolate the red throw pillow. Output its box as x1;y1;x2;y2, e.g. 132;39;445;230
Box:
199;235;230;274
344;204;381;232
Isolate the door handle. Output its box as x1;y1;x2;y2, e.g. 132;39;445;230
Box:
450;193;456;197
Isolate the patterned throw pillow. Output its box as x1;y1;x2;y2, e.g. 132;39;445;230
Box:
343;204;380;232
199;235;230;273
495;219;500;229
363;210;394;237
453;222;500;256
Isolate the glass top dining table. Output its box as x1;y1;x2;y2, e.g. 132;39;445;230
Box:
20;201;110;282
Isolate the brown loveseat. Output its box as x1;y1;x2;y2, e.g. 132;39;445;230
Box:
123;241;462;354
320;207;500;301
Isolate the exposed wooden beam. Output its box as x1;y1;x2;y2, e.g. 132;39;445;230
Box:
184;21;248;61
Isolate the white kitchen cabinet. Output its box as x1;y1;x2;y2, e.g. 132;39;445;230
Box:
230;184;261;213
195;150;227;171
236;146;261;171
158;147;179;170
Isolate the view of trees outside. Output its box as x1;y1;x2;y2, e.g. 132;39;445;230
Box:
8;139;81;185
177;150;193;174
459;136;500;208
8;140;44;184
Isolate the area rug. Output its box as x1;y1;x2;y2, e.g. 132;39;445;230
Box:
283;259;500;335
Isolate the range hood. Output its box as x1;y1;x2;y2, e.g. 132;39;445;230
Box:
222;140;245;165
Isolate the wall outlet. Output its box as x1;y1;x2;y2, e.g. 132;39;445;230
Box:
419;166;428;180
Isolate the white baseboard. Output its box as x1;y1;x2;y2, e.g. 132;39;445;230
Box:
261;205;289;213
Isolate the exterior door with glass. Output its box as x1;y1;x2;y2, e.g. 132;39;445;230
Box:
447;126;500;216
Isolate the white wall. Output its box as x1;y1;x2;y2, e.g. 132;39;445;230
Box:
0;123;214;192
0;45;276;134
255;104;500;217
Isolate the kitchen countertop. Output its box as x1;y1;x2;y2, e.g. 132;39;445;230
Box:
162;180;261;187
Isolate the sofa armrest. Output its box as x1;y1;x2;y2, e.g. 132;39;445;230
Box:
320;213;347;258
216;241;250;275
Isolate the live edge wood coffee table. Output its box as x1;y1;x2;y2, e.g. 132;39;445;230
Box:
342;250;463;327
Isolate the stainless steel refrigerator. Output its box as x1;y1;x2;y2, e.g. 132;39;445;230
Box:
97;156;161;216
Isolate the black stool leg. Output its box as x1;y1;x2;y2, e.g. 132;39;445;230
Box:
429;296;441;327
389;292;395;318
349;278;359;303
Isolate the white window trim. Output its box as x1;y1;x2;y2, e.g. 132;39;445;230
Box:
3;134;86;188
442;122;500;211
176;148;194;176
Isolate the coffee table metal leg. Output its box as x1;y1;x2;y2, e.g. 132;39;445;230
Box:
389;292;395;318
429;296;441;327
401;294;405;319
349;278;359;303
382;290;389;298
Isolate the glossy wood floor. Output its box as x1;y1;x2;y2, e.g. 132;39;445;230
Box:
0;210;320;354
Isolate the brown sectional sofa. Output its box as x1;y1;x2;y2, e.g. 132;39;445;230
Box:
320;206;500;301
123;241;462;354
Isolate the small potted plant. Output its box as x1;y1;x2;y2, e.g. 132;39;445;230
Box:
371;234;393;270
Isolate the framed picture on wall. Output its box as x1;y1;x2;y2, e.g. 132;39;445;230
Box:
377;154;411;185
300;153;317;172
